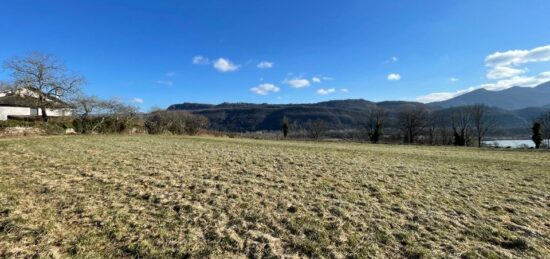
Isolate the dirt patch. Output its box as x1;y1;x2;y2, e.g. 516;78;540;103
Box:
0;126;45;137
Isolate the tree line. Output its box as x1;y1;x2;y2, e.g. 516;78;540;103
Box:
2;52;209;136
282;104;550;149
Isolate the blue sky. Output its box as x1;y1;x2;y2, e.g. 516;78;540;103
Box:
1;0;550;110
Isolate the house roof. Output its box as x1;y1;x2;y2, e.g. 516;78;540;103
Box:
0;91;72;109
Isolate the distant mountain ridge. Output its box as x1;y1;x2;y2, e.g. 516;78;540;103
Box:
429;81;550;110
168;98;548;133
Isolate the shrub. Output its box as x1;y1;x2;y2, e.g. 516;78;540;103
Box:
145;110;208;135
305;119;327;140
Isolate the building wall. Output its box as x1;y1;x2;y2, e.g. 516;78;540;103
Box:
0;106;31;120
38;108;73;117
0;106;72;121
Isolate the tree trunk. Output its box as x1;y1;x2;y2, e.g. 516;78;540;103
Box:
478;136;482;148
41;106;49;123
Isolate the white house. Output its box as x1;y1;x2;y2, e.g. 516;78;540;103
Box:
0;87;72;121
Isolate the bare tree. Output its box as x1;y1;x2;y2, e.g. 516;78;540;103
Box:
397;105;427;144
73;95;104;120
72;95;108;133
104;99;140;132
305;119;327;140
3;52;84;122
450;106;472;146
145;110;208;135
471;104;496;148
425;111;438;145
72;96;140;133
0;81;13;91
182;113;208;135
364;107;387;143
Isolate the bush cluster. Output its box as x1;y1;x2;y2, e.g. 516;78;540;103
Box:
144;110;208;135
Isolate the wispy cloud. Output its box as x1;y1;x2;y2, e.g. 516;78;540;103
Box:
485;45;550;67
257;61;274;69
283;77;310;88
311;75;333;83
166;72;176;77
131;98;144;104
213;58;239;72
486;66;526;80
485;45;550;80
156;80;173;86
192;55;210;65
416;89;475;103
387;73;401;81
418;44;550;103
340;88;349;93
250;83;280;95
384;56;399;64
417;71;550;103
449;77;459;82
316;88;336;95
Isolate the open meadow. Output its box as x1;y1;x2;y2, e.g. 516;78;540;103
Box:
0;135;549;258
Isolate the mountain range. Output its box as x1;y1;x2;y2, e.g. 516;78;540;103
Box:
168;81;550;134
430;81;550;110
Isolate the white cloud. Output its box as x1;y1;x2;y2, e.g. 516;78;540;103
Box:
192;56;210;65
340;88;349;93
257;61;274;69
486;66;526;80
483;45;550;80
449;77;459;82
131;98;144;104
250;83;280;95
418;45;550;103
283;77;310;88
316;88;336;95
478;72;550;91
213;58;239;72
416;88;475;103
485;45;550;67
383;56;399;63
417;71;550;103
387;73;401;81
156;80;173;86
311;75;333;83
166;72;176;77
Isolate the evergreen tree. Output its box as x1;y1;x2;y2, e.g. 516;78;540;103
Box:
532;122;543;149
282;117;289;138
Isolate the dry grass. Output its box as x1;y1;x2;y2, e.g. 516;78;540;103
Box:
0;135;549;258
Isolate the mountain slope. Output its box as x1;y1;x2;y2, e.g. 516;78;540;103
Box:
168;99;548;133
430;81;550;110
168;99;416;131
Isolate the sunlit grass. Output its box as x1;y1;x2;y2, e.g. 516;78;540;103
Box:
0;135;548;258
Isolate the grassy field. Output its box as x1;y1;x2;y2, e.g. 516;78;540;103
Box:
0;135;549;258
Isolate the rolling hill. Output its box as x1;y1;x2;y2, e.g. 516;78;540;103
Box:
168;99;547;133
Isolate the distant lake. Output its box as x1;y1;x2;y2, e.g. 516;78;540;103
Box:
483;139;537;148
